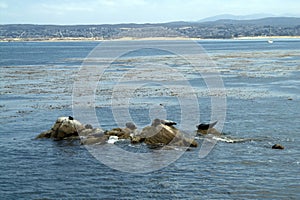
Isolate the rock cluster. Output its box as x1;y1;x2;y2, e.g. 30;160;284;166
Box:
36;117;198;148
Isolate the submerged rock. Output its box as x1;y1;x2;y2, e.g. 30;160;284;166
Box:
272;144;284;150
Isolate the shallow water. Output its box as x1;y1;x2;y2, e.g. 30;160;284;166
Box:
0;40;299;199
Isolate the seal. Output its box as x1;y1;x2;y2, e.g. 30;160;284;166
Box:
161;119;177;126
196;121;220;135
125;122;137;130
151;119;177;127
151;118;162;127
196;121;218;131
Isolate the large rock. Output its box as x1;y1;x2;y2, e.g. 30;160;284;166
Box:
36;116;88;140
139;120;197;147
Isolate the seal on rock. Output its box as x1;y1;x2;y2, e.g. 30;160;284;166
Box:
151;118;177;127
197;121;218;131
125;122;137;130
196;121;221;135
161;119;177;126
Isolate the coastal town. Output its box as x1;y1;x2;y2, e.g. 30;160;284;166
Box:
1;17;299;41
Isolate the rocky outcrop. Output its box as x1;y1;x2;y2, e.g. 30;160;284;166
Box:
36;116;107;142
36;116;85;140
138;119;197;147
36;117;198;148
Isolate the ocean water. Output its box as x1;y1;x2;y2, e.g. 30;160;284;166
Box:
0;40;300;199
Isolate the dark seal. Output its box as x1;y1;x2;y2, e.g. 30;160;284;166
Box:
272;144;284;150
196;121;218;130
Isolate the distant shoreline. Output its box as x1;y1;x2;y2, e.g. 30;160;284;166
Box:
1;36;300;42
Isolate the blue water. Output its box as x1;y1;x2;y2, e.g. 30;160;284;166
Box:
1;40;300;199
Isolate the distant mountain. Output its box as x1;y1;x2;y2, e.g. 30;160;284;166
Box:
200;17;300;26
198;14;276;22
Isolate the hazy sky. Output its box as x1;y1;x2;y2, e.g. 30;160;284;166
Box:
0;0;299;24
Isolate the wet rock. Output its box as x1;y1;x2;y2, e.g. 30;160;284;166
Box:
51;117;84;139
272;144;284;150
131;135;144;144
105;128;131;139
36;116;103;140
37;117;197;147
141;120;197;147
197;128;222;136
35;129;52;139
85;124;93;129
80;134;108;145
80;128;104;137
36;116;87;140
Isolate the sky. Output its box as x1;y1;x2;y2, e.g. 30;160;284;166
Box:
0;0;299;24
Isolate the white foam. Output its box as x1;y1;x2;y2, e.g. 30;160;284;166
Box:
107;136;119;144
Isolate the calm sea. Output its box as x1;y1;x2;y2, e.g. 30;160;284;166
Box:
0;40;299;199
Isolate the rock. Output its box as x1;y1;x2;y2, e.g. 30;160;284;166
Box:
141;122;197;147
79;128;103;137
85;124;93;129
35;129;52;139
105;122;138;140
36;116;84;140
37;117;197;147
272;144;284;150
197;128;221;136
105;128;131;139
80;135;108;145
131;135;144;144
51;116;85;139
